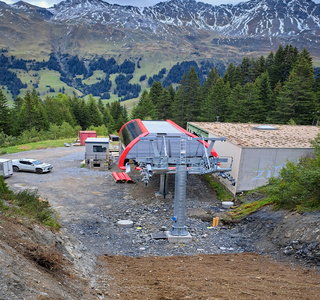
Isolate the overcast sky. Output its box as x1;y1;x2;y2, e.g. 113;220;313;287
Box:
5;0;319;9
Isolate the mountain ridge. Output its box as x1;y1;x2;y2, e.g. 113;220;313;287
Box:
0;0;319;62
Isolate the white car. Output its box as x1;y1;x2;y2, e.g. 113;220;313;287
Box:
12;158;53;174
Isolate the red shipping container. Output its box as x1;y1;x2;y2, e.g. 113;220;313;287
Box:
79;131;97;145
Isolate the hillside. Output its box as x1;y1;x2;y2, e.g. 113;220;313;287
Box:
1;0;320;102
1;0;320;61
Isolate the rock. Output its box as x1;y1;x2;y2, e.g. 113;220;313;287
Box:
117;220;134;228
222;201;234;209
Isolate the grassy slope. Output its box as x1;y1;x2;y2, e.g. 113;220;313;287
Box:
0;139;77;155
5;52;178;108
15;69;82;100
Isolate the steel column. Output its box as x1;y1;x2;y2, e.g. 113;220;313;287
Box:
170;164;188;236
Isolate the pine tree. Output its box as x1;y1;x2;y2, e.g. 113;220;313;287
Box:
31;89;49;131
97;98;105;114
149;81;163;108
167;84;176;104
78;98;89;129
240;57;251;85
121;105;129;124
44;96;64;125
256;71;273;122
275;50;316;124
172;74;188;127
228;84;246;122
172;86;185;126
256;55;266;76
87;95;103;127
110;101;125;132
201;78;230;122
244;81;265;123
270;45;285;89
156;88;172;120
0;89;11;135
70;94;82;127
185;67;202;122
283;45;298;81
266;52;274;72
202;67;220;98
18;90;49;132
131;90;156;120
103;107;115;133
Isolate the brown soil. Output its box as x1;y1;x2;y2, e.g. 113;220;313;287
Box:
2;211;320;300
0;214;96;300
98;253;320;300
18;145;31;150
2;201;320;300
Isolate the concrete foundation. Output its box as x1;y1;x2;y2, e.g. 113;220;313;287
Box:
165;231;192;243
85;159;110;170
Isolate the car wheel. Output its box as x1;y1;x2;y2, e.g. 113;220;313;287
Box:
13;166;19;172
36;168;43;174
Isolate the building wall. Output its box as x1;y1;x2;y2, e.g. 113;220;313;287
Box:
189;122;316;194
208;133;241;194
237;147;314;192
85;143;109;160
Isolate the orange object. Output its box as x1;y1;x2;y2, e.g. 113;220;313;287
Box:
212;217;219;227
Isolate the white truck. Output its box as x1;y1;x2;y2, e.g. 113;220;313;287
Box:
0;158;13;178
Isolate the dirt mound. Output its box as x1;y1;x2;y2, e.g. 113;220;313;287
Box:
0;215;97;299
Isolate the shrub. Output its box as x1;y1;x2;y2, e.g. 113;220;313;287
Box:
266;155;320;212
204;174;233;201
0;186;61;229
87;124;108;136
0;175;13;200
13;189;60;229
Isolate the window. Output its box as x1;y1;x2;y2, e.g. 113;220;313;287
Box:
93;145;107;153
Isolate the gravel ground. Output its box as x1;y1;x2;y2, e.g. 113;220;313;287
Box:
4;147;320;269
4;147;251;257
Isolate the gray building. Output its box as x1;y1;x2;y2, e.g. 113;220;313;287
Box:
85;138;110;169
188;122;319;194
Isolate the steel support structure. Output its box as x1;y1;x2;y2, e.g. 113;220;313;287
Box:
158;173;169;197
130;136;235;238
170;164;188;236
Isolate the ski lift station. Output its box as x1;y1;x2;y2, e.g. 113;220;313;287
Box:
187;122;320;195
118;119;234;241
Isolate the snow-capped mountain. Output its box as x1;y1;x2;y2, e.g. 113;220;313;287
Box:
1;0;319;60
48;0;320;36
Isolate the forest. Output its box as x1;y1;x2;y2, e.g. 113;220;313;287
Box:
0;45;320;149
133;45;320;127
0;52;220;100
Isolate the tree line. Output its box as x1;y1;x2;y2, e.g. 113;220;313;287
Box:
1;45;319;149
0;90;128;148
132;45;320;127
